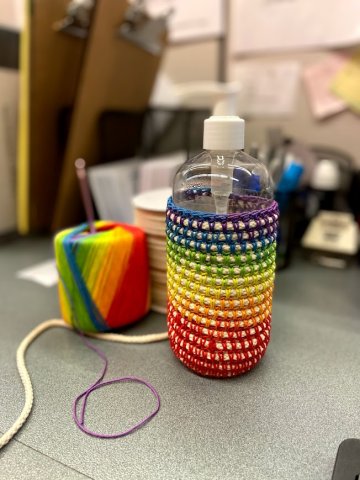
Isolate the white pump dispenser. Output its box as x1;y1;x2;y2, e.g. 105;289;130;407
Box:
203;84;244;151
173;82;273;214
203;86;245;213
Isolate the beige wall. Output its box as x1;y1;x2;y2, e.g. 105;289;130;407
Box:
161;40;220;83
162;39;360;168
229;51;360;168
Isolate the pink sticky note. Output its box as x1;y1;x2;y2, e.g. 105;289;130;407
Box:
303;54;348;119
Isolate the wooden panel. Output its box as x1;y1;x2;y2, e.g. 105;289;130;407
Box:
29;0;86;231
52;0;166;230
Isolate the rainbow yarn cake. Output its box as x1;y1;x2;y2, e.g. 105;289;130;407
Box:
166;196;279;378
54;221;150;332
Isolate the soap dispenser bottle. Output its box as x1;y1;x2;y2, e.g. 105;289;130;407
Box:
166;91;279;377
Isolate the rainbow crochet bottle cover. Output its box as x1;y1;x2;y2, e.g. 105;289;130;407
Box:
167;103;279;377
55;221;150;332
166;196;279;378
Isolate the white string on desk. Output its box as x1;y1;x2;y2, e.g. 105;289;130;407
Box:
0;319;168;450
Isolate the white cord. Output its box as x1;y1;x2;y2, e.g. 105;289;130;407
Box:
0;319;168;450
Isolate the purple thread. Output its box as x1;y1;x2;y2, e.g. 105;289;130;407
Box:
58;247;161;438
167;195;278;226
73;333;161;439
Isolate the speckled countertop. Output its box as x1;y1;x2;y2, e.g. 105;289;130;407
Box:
0;237;359;480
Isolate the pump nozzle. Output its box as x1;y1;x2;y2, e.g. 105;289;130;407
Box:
174;81;240;114
212;86;238;116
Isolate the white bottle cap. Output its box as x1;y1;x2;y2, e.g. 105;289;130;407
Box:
203;116;245;151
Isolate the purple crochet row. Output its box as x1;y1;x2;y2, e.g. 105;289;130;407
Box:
166;196;279;233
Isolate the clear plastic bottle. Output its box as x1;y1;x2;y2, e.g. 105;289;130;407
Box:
173;114;274;213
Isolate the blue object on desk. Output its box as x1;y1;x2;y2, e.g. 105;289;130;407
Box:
276;162;304;193
275;162;304;215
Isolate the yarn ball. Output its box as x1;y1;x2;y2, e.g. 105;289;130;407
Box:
166;195;279;378
54;221;150;332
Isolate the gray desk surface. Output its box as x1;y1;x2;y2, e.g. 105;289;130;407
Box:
0;237;360;480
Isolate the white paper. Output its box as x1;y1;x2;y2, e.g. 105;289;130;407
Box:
137;151;186;193
230;0;360;54
88;159;140;224
16;259;59;287
232;61;300;117
145;0;224;43
89;153;186;223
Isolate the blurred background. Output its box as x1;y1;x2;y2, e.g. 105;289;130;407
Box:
0;0;360;272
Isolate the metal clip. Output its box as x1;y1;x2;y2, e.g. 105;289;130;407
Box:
118;0;171;56
53;0;95;39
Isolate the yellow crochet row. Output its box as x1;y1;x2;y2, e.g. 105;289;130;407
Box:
167;269;275;301
167;280;273;311
167;257;275;288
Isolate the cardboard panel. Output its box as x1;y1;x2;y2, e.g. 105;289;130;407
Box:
52;0;165;230
28;0;86;231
